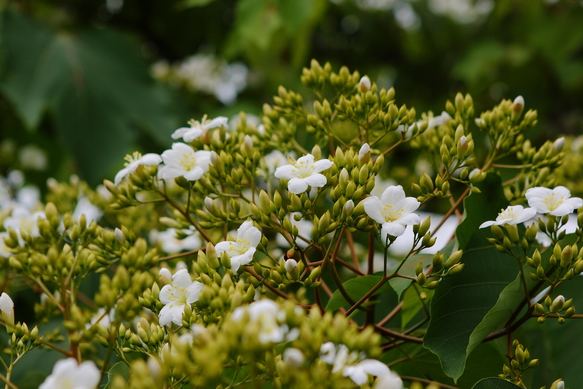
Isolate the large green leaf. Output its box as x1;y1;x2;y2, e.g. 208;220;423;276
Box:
424;174;521;381
384;339;506;388
0;10;179;184
472;378;523;389
524;274;583;387
325;275;393;312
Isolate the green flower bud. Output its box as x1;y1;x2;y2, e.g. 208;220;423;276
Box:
444;250;463;268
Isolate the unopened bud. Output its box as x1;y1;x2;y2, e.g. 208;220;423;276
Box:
358;143;371;164
553;137;565;152
114;228;125;244
359;76;371;93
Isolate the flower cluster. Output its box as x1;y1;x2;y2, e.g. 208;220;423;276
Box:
480;186;583;229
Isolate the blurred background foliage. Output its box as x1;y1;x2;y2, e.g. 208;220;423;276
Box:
1;0;583;187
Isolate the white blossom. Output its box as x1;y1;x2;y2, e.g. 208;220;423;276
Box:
479;205;537;229
158;269;203;327
171;116;228;142
526;186;583;217
39;358;100;389
73;197;102;227
374;371;404;389
215;220;262;272
2;205;46;243
114;152;162;185
150;227;202;254
364;185;421;239
319;342;393;386
231;300;298;344
159;143;212;181
274;154;334;194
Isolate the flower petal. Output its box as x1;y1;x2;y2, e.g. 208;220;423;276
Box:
172;269;193;288
312;159;334;173
287;178;309;194
274;165;297;179
364;197;386;224
381;222;406;239
303;173;327;188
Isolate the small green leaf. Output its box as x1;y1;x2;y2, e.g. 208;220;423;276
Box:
325;275;392;311
471;378;523;389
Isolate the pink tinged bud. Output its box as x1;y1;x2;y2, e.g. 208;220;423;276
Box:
359;76;371;92
553;137;565;152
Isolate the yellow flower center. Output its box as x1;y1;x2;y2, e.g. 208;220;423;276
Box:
179;153;196;171
543;192;564;211
382;204;405;222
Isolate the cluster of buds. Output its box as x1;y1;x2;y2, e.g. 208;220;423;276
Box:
534;294;575;324
416;249;464;298
500;340;539;386
485;221;538;256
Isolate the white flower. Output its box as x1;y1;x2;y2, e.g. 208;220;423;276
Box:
526;186;583;217
274;154;334;194
374;371;404;389
3;205;46;242
18;144;48;171
171;116;228;142
319;342;392;386
73;197;102;227
0;292;14;327
215;220;261;272
114;152;162;185
231;299;298;344
39;358;100;389
364;185;421;239
159;269;204;327
343;359;391;386
150;227;202;254
158;143;212;181
479;205;537;229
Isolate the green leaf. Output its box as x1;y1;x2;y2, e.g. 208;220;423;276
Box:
0;10;179;184
0;10;70;128
524;274;583;386
105;361;130;388
325;275;393;312
471;378;523;389
424;174;520;382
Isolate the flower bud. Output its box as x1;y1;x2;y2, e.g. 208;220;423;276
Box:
512;95;525;119
358;143;371;164
550;295;565;313
283;348;305;367
553;137;565;152
359;76;371;93
0;292;15;330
